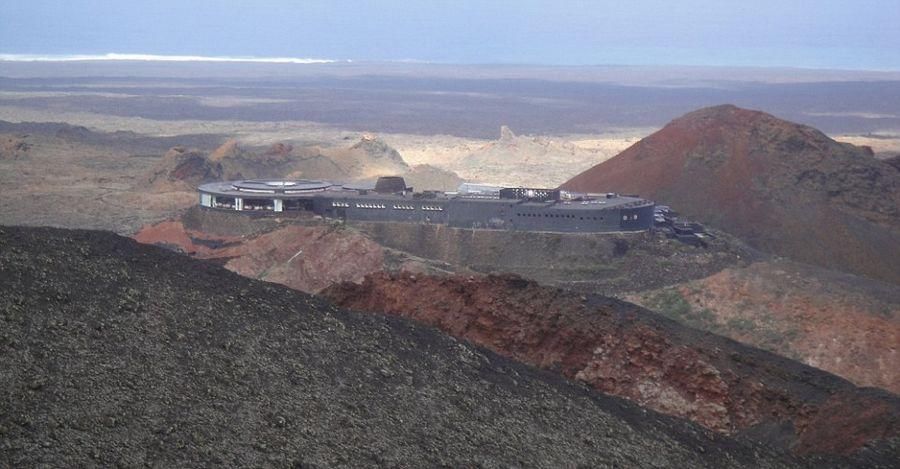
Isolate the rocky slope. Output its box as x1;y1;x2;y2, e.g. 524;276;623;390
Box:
147;146;223;191
134;208;756;296
0;122;205;234
323;272;900;461
133;220;387;293
132;207;462;293
352;221;757;294
563;105;900;284
135;210;900;418
147;134;463;192
628;259;900;394
401;163;463;192
0;226;800;468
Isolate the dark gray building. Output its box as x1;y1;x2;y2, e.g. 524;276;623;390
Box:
198;177;655;233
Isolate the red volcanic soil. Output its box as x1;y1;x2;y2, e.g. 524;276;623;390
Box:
629;260;900;394
133;220;386;293
562;105;900;284
322;272;900;456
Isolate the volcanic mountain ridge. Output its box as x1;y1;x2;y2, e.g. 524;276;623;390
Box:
563;104;900;284
0;226;800;468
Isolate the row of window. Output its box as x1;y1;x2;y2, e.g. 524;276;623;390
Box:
622;214;639;221
516;212;604;221
331;201;447;211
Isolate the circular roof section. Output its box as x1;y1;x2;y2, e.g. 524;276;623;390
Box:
198;179;334;196
233;179;331;192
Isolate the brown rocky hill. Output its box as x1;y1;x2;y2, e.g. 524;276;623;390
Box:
562;105;900;284
322;271;900;461
147;146;223;190
313;134;411;181
0;226;800;468
132;211;459;293
146;135;461;190
628;259;900;394
402;163;463;192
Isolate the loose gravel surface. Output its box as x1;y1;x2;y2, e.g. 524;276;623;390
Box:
0;226;797;468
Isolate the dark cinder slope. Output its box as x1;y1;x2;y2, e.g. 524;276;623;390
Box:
0;226;795;468
563;105;900;284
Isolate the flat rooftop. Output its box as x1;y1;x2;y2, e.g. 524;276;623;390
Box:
198;180;651;210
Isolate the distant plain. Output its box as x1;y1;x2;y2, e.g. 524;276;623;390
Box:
2;61;900;229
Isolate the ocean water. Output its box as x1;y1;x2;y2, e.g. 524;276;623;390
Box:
0;53;340;64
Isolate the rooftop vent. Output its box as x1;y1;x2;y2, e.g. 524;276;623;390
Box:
374;176;409;194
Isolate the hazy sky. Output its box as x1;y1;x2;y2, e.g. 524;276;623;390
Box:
1;0;898;69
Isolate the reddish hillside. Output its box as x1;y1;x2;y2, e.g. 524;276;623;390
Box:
132;220;387;293
562;105;900;284
131;208;463;293
628;260;900;394
322;272;900;457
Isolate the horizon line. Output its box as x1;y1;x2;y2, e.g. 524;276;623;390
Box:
1;53;899;74
0;53;344;64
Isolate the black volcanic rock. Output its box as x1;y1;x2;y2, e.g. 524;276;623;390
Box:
0;226;802;468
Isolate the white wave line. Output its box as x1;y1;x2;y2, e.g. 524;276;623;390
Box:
0;53;343;64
